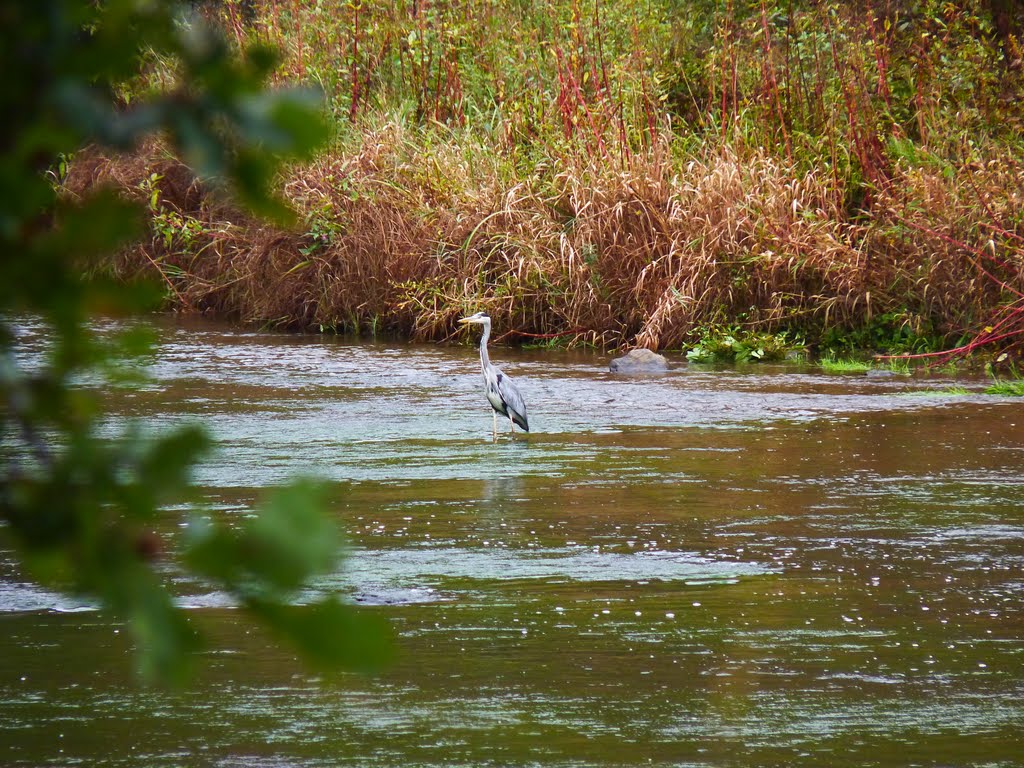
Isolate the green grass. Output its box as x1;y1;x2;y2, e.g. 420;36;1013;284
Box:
985;379;1024;396
884;358;912;376
819;356;872;374
819;355;915;375
900;386;970;397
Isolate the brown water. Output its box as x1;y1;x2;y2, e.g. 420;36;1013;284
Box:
2;317;1023;767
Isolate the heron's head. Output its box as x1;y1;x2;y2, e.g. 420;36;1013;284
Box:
458;311;490;326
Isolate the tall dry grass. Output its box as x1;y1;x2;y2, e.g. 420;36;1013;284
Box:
66;119;1024;353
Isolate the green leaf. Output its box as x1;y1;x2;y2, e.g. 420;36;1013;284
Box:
185;479;341;596
172;110;228;180
249;596;394;673
133;425;210;511
246;480;340;591
108;566;201;685
264;88;330;157
244;43;280;77
44;191;144;261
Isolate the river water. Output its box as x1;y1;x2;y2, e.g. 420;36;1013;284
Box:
1;317;1022;767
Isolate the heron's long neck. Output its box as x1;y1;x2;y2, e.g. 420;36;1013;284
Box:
478;320;491;371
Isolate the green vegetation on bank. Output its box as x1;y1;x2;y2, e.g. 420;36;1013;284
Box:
70;1;1024;361
686;327;800;364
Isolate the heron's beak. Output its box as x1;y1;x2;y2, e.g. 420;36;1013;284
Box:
458;317;473;325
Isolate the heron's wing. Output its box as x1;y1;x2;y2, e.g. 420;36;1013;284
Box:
494;368;529;431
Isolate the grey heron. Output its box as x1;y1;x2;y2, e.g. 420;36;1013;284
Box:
459;311;529;440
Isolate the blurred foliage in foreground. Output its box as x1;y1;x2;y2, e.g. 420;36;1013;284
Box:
0;0;388;683
86;0;1024;361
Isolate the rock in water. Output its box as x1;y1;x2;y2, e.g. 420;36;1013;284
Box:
609;348;670;373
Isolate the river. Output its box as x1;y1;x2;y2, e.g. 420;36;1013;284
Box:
2;316;1022;766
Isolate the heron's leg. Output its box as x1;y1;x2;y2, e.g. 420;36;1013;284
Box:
509;413;515;433
492;411;498;442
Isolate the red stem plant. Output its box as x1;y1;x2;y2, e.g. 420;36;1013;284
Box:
759;0;793;165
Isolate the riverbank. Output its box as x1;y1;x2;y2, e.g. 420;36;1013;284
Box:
68;1;1024;359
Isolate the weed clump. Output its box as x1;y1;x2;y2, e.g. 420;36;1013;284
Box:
819;356;873;374
686;327;802;364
